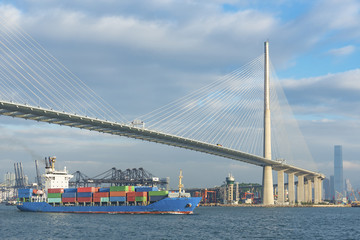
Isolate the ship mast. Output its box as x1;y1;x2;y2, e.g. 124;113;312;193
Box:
178;170;184;195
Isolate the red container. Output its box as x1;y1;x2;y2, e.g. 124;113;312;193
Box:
93;197;101;202
127;196;135;202
127;192;136;197
94;192;109;198
110;191;126;197
77;187;96;193
48;188;64;194
77;197;92;202
62;197;76;203
135;192;147;197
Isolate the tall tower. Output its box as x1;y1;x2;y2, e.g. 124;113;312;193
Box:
334;145;343;198
262;41;274;205
225;174;235;204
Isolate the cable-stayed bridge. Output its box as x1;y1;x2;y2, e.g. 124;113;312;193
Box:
0;19;324;205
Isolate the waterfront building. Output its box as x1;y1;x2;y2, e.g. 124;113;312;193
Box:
330;175;334;201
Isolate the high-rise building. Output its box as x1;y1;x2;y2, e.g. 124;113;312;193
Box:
323;178;330;200
334;145;344;199
330;175;335;200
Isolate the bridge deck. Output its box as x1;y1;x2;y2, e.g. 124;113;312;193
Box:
0;101;324;179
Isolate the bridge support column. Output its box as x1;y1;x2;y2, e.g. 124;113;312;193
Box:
288;173;295;205
319;178;323;202
304;181;308;202
262;166;274;205
277;170;284;204
307;179;312;203
314;177;319;204
297;175;304;204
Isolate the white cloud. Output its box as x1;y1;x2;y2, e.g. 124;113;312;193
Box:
327;45;355;56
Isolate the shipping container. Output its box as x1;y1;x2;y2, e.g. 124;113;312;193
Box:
64;188;77;193
135;196;147;202
77;192;92;198
93;197;109;203
109;191;126;197
62;192;76;198
77;187;96;193
48;188;64;194
109;196;126;202
110;186;127;192
77;197;92;203
48;193;62;198
149;195;167;202
18;189;33;198
48;198;62;203
93;192;109;198
99;188;110;192
126;192;136;197
135;192;147;197
62;197;76;203
149;191;168;196
127;196;136;202
135;186;158;192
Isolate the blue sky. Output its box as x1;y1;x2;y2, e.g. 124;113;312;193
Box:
0;0;359;188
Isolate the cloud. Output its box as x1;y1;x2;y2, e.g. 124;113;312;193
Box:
344;161;360;171
327;45;355;56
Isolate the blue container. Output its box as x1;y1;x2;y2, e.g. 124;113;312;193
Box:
18;188;33;198
77;192;92;198
135;186;158;192
64;188;77;193
62;192;77;198
109;196;126;202
149;195;167;202
99;188;110;192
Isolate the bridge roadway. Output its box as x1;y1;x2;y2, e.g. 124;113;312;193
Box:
0;100;324;181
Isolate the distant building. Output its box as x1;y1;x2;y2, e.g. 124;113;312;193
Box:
334;145;344;199
330;175;335;201
323;178;330;200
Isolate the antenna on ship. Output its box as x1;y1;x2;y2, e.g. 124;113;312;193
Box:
178;170;184;196
50;156;56;171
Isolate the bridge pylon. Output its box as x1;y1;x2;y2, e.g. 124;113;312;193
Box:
262;41;274;205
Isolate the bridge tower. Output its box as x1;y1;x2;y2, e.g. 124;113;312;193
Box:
262;41;274;205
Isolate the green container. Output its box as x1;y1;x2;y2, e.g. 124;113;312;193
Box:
110;186;127;192
100;197;109;202
48;193;62;198
48;198;61;203
135;197;147;202
149;191;168;196
110;186;135;192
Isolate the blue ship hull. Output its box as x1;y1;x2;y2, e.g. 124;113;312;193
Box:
17;197;202;214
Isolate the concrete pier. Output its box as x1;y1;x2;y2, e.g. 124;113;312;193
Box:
297;175;304;203
277;170;285;204
288;173;295;205
307;179;312;202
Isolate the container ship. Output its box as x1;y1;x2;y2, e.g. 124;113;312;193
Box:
16;157;201;214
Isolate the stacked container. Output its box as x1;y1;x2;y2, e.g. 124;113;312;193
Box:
62;188;77;203
47;188;63;203
77;187;96;203
109;186;134;202
149;191;169;202
93;188;110;203
18;188;33;202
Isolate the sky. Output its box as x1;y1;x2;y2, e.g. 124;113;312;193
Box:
0;0;359;189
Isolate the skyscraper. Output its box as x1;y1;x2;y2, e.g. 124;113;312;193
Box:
334;145;343;199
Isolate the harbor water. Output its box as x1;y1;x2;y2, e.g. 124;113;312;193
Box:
1;204;359;239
